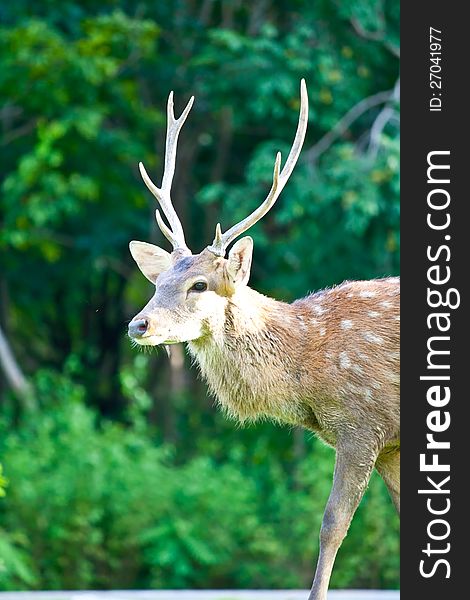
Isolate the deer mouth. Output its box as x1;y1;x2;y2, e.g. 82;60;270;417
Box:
131;334;180;346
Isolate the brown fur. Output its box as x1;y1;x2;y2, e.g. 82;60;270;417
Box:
128;80;397;599
129;243;400;600
188;277;400;452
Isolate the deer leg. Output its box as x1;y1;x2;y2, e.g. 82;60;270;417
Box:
375;449;400;515
308;441;378;600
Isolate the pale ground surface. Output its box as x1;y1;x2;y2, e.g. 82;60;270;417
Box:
0;591;399;600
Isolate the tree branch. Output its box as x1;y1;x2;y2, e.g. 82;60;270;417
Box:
368;78;400;159
1;118;37;146
0;324;36;410
350;16;384;41
247;0;269;36
0;104;23;121
306;89;393;164
198;0;215;25
350;16;400;58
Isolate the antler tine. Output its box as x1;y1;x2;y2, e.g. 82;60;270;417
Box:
208;79;309;256
139;91;195;252
155;209;177;247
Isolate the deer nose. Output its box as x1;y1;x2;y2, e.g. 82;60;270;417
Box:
128;318;149;338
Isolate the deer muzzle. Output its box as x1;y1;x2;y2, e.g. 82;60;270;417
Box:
128;314;179;346
128;318;149;339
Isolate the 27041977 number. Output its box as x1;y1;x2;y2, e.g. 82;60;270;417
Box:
429;27;442;112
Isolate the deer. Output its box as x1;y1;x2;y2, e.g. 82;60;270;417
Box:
128;79;400;600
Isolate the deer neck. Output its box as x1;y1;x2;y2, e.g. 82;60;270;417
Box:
186;287;308;424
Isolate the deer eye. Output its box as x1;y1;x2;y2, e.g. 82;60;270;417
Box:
190;281;208;292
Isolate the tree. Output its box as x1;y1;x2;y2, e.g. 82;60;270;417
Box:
0;0;399;591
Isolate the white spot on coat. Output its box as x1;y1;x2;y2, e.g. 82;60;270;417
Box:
368;311;380;318
313;305;325;315
360;290;376;298
341;319;353;329
363;332;384;344
339;351;351;369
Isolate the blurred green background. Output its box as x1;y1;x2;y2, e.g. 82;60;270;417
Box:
0;0;399;592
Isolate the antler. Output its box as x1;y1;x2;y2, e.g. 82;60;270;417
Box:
207;79;309;257
139;91;194;253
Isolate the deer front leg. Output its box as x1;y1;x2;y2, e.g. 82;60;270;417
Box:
308;440;378;600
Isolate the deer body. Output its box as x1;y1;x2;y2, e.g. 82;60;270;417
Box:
128;81;400;600
188;278;400;449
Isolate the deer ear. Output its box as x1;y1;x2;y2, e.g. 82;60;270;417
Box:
129;241;172;284
226;237;253;286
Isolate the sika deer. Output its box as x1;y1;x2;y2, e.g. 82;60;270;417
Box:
128;80;400;600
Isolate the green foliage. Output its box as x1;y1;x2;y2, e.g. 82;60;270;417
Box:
0;464;6;498
0;533;37;591
1;13;159;255
0;381;398;590
1;0;399;592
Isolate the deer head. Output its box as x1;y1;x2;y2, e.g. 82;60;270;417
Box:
128;80;308;346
